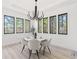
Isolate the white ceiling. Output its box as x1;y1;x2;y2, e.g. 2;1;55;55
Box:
3;0;76;14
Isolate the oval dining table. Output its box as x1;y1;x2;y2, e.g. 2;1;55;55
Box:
24;38;46;42
23;38;46;53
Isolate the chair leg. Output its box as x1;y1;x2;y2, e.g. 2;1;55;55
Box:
39;45;42;51
29;50;32;59
47;46;51;54
21;45;25;53
43;46;46;55
36;50;40;59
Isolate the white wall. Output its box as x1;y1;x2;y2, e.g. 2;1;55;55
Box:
2;7;32;46
38;1;77;51
2;0;77;51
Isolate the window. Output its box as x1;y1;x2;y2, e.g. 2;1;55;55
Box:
4;15;15;34
16;18;24;33
43;17;48;33
50;16;56;34
58;13;68;35
38;19;43;33
25;19;30;33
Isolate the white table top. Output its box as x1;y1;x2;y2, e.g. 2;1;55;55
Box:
23;38;47;53
24;38;45;42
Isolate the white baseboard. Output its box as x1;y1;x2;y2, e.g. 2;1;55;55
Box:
50;44;77;58
2;42;21;48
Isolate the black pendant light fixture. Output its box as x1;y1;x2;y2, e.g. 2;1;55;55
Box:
27;0;44;20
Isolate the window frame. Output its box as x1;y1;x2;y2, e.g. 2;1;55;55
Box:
4;15;15;34
43;17;48;33
38;19;43;33
16;17;24;33
49;15;56;34
58;13;68;35
25;19;30;33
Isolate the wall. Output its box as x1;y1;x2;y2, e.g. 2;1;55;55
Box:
2;7;32;46
2;0;77;51
38;1;77;51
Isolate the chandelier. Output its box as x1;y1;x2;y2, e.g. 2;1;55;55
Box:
27;0;44;20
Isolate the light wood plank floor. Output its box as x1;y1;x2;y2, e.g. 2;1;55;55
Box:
2;43;76;59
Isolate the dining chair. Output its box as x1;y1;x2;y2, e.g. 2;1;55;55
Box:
40;39;52;55
28;39;40;59
21;38;28;53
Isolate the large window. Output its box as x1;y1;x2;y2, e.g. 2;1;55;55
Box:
50;16;56;34
38;19;43;33
25;19;30;33
4;15;15;34
16;18;24;33
58;13;68;35
43;17;48;33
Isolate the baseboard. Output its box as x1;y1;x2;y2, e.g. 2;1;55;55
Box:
50;44;77;58
2;42;21;48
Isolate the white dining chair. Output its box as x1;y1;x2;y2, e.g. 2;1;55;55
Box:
21;38;28;53
40;39;52;55
28;39;40;59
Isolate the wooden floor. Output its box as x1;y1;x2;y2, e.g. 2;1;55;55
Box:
2;43;76;59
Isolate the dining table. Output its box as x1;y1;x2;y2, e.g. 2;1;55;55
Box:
23;38;47;53
24;38;46;42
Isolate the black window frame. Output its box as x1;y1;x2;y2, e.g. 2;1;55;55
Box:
58;13;68;35
38;19;43;33
4;15;15;34
25;19;30;33
43;17;48;33
49;15;56;34
16;17;24;33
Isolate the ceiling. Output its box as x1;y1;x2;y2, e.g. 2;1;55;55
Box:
3;0;76;14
